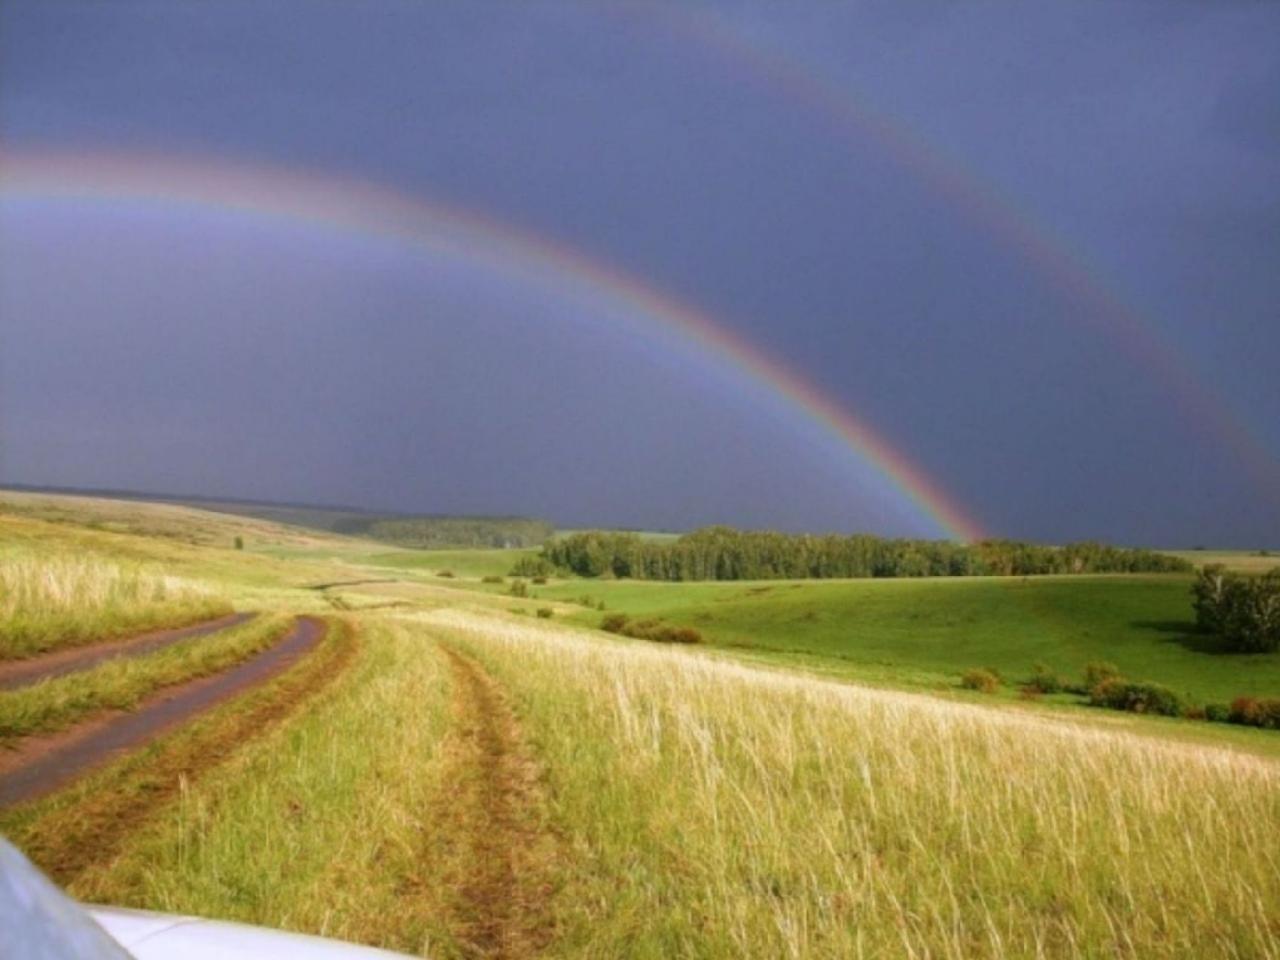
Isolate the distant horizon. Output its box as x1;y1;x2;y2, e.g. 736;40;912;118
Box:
4;481;1270;552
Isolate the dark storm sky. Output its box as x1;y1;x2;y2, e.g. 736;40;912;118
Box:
2;1;1278;545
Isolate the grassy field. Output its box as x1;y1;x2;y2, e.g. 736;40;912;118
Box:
360;547;537;580
0;546;232;660
4;491;1280;957
443;612;1280;956
534;575;1280;705
53;618;460;950
1163;549;1280;574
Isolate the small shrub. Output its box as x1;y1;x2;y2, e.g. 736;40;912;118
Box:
1090;679;1186;717
601;613;630;634
1228;696;1280;729
536;607;554;619
960;669;1001;694
1017;686;1043;701
623;619;662;640
1082;661;1121;694
436;570;455;579
662;626;702;644
481;575;504;584
233;536;244;550
508;579;529;598
1026;663;1065;694
1182;705;1207;721
532;576;548;585
1204;702;1230;723
1229;697;1260;726
606;617;703;644
510;556;555;578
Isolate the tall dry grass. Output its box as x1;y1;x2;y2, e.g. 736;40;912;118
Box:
0;549;230;658
425;609;1280;959
62;619;457;955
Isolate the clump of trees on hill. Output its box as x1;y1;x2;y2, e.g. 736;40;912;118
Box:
1192;565;1280;653
332;515;553;549
534;527;1190;581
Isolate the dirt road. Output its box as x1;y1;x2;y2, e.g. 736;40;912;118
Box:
0;617;324;808
424;647;559;959
0;612;256;692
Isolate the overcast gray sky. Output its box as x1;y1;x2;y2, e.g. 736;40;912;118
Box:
2;1;1277;545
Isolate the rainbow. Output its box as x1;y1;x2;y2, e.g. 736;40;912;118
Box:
0;146;985;541
633;5;1279;500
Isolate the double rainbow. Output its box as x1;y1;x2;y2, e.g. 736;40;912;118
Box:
1;146;985;541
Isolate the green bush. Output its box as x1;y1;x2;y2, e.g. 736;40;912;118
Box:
1192;566;1280;653
1090;679;1186;717
536;607;554;619
233;536;244;550
481;575;504;584
1082;661;1121;694
532;576;548;585
960;669;1001;694
510;555;555;578
508;579;529;598
1026;663;1065;694
603;616;703;644
1204;702;1230;723
436;570;455;579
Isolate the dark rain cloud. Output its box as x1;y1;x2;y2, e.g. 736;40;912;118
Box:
1;1;1277;544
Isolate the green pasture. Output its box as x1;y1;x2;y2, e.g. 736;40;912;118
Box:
535;574;1280;705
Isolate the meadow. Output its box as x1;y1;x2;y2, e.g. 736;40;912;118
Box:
0;547;231;659
427;610;1280;958
2;491;1279;958
530;574;1280;705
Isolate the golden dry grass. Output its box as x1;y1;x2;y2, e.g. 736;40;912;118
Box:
0;548;230;659
424;609;1280;959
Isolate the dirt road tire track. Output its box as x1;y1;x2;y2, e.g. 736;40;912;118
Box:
0;618;360;886
0;612;256;691
425;646;559;960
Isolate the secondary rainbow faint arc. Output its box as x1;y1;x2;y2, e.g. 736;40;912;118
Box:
0;147;985;541
637;5;1280;500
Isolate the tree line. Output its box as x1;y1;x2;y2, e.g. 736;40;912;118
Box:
532;527;1190;581
333;515;554;549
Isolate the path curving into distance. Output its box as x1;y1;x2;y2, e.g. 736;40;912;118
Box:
0;612;257;692
0;617;325;809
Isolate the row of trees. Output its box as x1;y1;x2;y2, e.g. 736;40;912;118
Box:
1192;565;1280;653
535;527;1190;581
332;515;554;548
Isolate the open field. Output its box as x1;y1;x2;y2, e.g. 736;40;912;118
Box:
535;575;1280;704
361;547;538;580
0;546;232;660
3;491;1280;957
427;610;1280;958
1163;549;1280;574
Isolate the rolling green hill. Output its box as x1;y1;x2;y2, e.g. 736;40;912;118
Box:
537;574;1280;705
